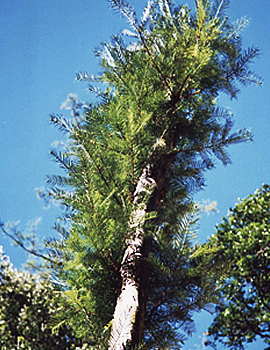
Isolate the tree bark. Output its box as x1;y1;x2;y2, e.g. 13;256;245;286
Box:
109;151;177;349
108;166;156;350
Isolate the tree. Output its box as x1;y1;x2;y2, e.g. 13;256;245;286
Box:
206;184;270;350
1;0;261;349
0;245;84;350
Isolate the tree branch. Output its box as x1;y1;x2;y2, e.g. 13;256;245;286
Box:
0;223;59;266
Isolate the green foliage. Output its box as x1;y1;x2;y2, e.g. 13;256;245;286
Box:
0;246;84;350
142;204;220;349
206;185;270;349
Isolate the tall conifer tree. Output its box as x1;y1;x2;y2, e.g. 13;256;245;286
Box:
48;0;261;348
2;0;261;349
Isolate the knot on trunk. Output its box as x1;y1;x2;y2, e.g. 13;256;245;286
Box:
134;165;156;202
120;236;142;280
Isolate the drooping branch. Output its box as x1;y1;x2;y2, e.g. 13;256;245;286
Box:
0;222;58;266
144;208;196;327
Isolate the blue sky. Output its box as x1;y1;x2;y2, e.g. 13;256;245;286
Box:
0;0;269;349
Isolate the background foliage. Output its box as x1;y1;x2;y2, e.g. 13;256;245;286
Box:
206;184;270;349
0;245;84;350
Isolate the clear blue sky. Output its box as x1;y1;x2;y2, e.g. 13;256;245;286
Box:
0;0;269;349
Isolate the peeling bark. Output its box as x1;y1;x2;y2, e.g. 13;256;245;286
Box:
109;167;156;350
109;151;177;349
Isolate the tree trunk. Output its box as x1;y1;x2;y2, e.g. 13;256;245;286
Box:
108;166;156;350
109;151;176;350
